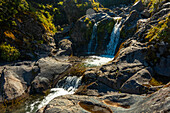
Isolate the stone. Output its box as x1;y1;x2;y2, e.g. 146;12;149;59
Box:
124;10;139;25
56;39;72;56
0;68;26;102
31;57;71;93
131;0;144;12
141;9;150;18
41;84;170;113
154;56;170;77
120;68;152;94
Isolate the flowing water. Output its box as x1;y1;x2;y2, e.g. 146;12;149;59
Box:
85;17;122;67
24;76;82;113
88;23;98;54
105;19;122;56
11;17;122;113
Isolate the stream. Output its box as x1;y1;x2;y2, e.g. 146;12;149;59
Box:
11;17;122;113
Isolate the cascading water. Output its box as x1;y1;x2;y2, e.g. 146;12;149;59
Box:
105;18;122;56
25;76;82;113
88;23;98;54
85;17;122;67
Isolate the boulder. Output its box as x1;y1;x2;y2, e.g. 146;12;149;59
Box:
56;39;72;56
31;57;71;93
120;68;152;94
0;68;26;102
154;56;170;77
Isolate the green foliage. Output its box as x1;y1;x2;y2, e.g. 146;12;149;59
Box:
0;43;20;61
145;14;170;44
138;0;164;13
150;77;163;86
0;0;29;28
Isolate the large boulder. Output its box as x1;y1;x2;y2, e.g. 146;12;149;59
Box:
31;57;71;93
56;39;73;56
0;61;39;102
0;68;27;102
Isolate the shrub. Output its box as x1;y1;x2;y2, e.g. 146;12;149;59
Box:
0;43;20;61
145;14;169;44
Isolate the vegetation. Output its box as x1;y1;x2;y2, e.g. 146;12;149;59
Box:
150;77;163;86
137;0;165;13
0;43;20;61
145;14;170;44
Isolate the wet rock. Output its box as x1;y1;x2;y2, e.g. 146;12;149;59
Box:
71;12;113;55
41;84;170;113
82;69;97;84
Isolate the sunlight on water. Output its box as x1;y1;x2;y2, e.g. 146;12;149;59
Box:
26;76;82;113
84;55;114;67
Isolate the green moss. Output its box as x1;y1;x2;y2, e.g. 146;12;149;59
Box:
96;18;116;48
0;43;20;61
150;77;163;86
137;0;164;14
145;14;170;44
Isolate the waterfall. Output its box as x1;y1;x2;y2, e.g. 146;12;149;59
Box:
26;76;82;113
88;23;98;54
105;19;122;56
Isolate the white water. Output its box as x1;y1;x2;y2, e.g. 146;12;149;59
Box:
88;23;98;54
26;76;82;113
105;19;122;56
84;55;114;67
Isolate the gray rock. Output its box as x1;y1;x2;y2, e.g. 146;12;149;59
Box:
154;56;170;77
31;57;71;93
120;68;152;94
0;68;26;102
56;39;72;56
141;9;150;18
151;8;170;20
131;0;144;12
41;84;170;113
161;2;170;9
124;10;139;25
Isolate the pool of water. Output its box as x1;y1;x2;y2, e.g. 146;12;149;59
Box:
83;55;114;67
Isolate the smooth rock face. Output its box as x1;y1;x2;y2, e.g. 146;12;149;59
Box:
41;84;170;113
0;61;37;102
0;69;26;102
154;56;170;77
120;68;152;94
31;57;71;93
